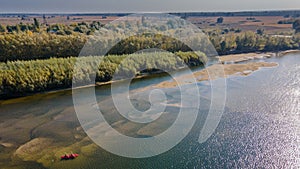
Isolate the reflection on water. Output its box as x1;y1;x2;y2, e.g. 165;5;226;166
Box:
0;54;299;168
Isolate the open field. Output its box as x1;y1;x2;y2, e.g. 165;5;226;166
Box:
0;14;297;34
0;15;119;25
188;16;294;34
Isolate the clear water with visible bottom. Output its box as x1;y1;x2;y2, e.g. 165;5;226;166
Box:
0;53;299;168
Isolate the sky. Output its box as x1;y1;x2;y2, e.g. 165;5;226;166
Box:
0;0;300;13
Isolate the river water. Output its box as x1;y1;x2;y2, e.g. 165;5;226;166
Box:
0;53;299;168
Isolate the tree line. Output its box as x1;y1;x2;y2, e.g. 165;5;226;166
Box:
293;19;300;33
0;20;102;35
0;32;210;62
0;32;87;62
210;31;300;55
0;51;206;98
0;30;299;62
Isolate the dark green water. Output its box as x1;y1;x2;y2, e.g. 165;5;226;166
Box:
0;53;299;168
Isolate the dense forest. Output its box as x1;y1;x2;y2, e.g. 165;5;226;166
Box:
0;51;206;98
0;18;300;98
0;32;86;62
0;29;299;62
210;31;300;54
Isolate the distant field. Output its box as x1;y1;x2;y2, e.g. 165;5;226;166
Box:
0;14;294;34
0;15;119;25
187;16;294;34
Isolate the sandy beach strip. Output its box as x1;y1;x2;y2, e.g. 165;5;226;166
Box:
155;62;278;88
219;53;274;64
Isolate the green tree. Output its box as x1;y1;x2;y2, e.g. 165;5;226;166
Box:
256;29;264;35
6;25;14;32
220;41;227;53
19;23;29;32
236;31;258;52
33;18;40;31
217;17;224;24
293;20;300;33
0;24;6;33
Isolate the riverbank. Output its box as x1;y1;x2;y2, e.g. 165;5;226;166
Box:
1;50;299;101
219;53;274;64
155;62;278;88
53;50;300;91
0;51;206;100
154;50;300;88
219;50;300;64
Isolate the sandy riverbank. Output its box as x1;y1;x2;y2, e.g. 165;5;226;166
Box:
219;53;274;64
153;50;300;89
219;50;300;64
93;50;299;89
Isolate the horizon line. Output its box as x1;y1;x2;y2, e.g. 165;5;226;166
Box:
0;9;300;15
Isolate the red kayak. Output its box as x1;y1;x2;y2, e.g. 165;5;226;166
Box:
61;153;79;160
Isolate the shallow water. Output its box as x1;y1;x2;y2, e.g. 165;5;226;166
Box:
0;53;299;168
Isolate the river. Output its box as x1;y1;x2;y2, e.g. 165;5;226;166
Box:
0;53;299;168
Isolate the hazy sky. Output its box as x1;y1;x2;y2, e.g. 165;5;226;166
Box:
0;0;300;13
